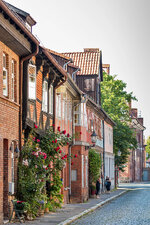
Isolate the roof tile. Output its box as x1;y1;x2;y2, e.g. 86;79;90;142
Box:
63;48;101;76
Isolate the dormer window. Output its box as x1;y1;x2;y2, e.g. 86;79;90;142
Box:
25;22;31;32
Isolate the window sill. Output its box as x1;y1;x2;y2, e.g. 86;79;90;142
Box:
0;96;20;107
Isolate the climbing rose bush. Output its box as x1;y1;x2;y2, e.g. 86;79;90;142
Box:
17;125;77;218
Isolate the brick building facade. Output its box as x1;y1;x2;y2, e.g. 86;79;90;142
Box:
0;2;116;223
119;108;145;182
0;1;39;222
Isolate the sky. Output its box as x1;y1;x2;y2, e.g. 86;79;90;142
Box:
6;0;150;139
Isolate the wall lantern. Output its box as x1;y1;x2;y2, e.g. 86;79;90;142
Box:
85;130;97;150
91;130;97;144
15;145;19;153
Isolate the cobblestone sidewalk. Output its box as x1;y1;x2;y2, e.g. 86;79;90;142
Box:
7;188;127;225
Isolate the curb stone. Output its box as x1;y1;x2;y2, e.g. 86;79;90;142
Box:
58;190;128;225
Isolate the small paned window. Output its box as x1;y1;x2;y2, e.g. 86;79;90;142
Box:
74;104;81;125
56;94;61;118
28;64;36;99
90;120;94;132
49;85;53;114
11;59;17;101
42;80;48;112
3;53;8;96
71;170;77;181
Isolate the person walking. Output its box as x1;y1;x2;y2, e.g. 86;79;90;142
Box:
96;178;101;198
105;176;111;193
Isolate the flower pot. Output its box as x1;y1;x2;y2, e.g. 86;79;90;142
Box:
44;207;49;213
91;190;96;195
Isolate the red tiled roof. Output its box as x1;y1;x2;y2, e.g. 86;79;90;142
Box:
63;48;101;76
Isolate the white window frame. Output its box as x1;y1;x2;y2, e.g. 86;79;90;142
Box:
74;104;81;125
42;80;48;112
11;59;15;101
3;53;8;97
56;94;61;118
28;64;36;100
49;84;53;114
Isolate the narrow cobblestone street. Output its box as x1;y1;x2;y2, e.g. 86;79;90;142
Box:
72;183;150;225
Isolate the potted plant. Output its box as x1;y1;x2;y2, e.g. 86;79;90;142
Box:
91;184;96;196
44;201;53;213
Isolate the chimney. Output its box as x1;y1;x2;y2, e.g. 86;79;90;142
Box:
84;48;100;53
138;117;143;125
131;108;137;118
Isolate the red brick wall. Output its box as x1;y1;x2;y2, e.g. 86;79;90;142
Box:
71;145;88;203
0;42;19;222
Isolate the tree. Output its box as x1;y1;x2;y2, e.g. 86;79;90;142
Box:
146;136;150;159
101;72;137;169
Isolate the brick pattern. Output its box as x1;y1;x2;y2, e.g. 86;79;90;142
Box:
0;41;19;222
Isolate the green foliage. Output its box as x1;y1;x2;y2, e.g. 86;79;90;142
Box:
17;126;75;218
101;72;137;169
89;149;101;184
146;136;150;159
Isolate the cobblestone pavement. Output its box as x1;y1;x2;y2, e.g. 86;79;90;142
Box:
6;188;127;225
72;182;150;225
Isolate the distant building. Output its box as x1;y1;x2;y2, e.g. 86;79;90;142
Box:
120;107;146;182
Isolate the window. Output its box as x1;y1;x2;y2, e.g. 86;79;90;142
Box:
71;170;77;181
11;60;15;101
28;64;36;99
74;104;81;125
90;120;94;132
25;22;31;32
84;78;94;91
3;53;8;96
83;103;88;128
56;94;61;118
42;80;48;112
49;85;53;114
